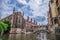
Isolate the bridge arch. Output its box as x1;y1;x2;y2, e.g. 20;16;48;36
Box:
33;30;49;34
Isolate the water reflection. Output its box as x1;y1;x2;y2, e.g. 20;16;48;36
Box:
9;34;26;40
36;32;41;40
0;32;47;40
0;34;9;40
35;32;47;40
0;33;36;40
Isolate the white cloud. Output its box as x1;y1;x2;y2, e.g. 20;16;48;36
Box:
17;0;27;5
26;0;49;24
0;0;16;18
27;0;49;17
1;11;12;18
16;0;49;18
17;0;49;24
1;0;49;24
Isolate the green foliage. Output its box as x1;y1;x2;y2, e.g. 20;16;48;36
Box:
1;22;8;30
4;20;11;26
0;20;11;32
3;20;11;32
0;21;8;32
2;34;9;40
0;24;3;32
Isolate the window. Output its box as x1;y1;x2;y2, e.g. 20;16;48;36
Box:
15;25;17;28
19;18;20;23
59;17;60;19
16;17;18;23
51;0;54;4
42;33;44;39
15;16;17;28
16;17;20;23
46;26;48;30
56;0;58;6
55;28;60;33
18;16;20;23
49;7;51;13
58;7;60;15
54;18;58;24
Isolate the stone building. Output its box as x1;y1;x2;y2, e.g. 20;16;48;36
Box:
25;16;38;32
54;0;60;40
57;0;60;26
48;0;58;33
2;12;26;33
48;0;60;40
2;11;39;33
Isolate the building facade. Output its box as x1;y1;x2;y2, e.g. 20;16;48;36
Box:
25;16;38;32
48;0;59;33
48;0;60;40
2;12;26;33
2;11;39;33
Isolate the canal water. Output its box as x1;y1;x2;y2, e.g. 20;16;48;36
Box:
0;33;47;40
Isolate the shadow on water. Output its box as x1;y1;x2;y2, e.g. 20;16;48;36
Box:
0;33;36;40
0;34;9;40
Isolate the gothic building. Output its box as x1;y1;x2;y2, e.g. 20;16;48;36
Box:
48;0;60;40
48;0;60;32
2;11;38;33
25;16;38;32
2;12;26;33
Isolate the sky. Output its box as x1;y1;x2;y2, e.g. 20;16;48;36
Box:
0;0;49;25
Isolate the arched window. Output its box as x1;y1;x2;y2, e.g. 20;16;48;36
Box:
50;0;54;4
56;0;58;6
58;7;60;15
54;18;58;24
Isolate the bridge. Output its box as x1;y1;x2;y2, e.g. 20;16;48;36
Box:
33;26;50;34
9;25;50;34
33;28;49;33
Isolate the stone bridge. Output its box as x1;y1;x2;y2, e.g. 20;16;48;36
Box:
33;26;49;33
33;28;50;34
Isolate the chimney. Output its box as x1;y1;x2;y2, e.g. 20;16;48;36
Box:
27;16;29;21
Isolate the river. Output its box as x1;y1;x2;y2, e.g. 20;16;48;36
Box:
0;32;48;40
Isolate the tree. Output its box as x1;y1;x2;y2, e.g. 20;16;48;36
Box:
0;20;8;32
3;20;11;33
0;20;8;36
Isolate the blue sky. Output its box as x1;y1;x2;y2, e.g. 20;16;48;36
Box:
0;0;49;25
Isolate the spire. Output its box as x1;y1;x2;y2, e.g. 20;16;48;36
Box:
13;7;15;13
